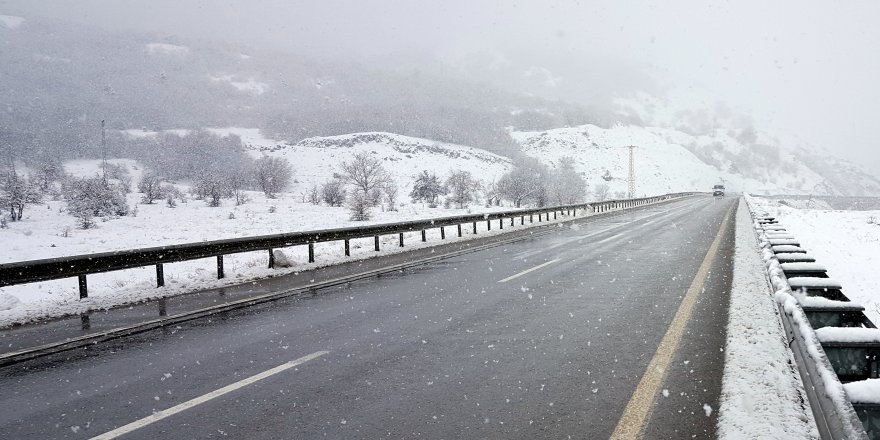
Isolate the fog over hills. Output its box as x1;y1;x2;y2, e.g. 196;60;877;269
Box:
2;10;878;196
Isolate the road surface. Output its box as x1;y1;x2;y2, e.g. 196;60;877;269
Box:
0;196;737;439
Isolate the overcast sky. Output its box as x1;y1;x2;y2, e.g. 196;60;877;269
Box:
4;0;880;173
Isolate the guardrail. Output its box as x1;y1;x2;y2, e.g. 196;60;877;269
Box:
745;196;873;439
0;193;698;299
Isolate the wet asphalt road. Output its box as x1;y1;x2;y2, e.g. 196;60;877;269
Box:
0;196;736;439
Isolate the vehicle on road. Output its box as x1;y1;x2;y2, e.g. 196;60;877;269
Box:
713;184;725;197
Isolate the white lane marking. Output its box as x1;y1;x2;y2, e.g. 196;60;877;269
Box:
90;351;329;440
498;259;561;283
595;232;625;244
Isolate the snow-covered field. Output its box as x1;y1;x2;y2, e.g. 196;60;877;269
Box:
0;156;587;327
748;196;880;323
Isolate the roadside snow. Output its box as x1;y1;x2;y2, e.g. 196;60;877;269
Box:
717;198;818;439
843;379;880;404
751;197;880;324
815;327;880;344
0;14;25;29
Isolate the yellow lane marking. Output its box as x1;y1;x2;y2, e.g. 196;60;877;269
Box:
609;204;733;440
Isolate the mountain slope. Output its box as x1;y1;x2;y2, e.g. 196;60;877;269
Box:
513;124;880;196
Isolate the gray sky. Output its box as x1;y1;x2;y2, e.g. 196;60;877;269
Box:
4;0;880;173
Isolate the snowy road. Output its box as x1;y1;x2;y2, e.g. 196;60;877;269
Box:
0;196;737;439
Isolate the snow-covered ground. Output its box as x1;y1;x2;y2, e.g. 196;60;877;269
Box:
0;156;593;327
749;196;880;323
512;124;820;197
717;198;817;439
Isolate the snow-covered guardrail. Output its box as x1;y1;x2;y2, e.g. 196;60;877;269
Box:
0;193;698;299
746;198;874;439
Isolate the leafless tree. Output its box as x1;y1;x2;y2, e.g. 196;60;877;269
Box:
446;170;481;209
137;172;165;204
308;185;321;205
594;183;611;202
548;157;586;205
384;181;399;211
347;190;372;221
321;179;347;207
340;152;391;207
254;156;292;198
0;169;41;221
498;157;549;208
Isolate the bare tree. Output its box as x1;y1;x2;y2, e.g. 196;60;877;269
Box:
340;152;391;206
0;169;41;221
227;168;251;206
446;170;481;209
347;190;372;221
254;156;292;198
594;183;611;202
548;157;586;205
308;185;321;205
410;170;446;206
498;157;549;208
321;179;347;206
193;171;230;207
137;172;165;204
384;181;399;211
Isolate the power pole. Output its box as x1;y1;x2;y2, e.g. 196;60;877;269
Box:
627;145;636;199
101;119;107;183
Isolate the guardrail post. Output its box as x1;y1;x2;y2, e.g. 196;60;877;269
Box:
374;236;380;251
268;249;275;269
499;218;503;229
308;243;315;262
78;275;88;299
421;230;427;242
440;226;446;239
510;217;514;227
458;224;463;237
487;219;491;231
156;263;164;287
530;214;533;223
399;233;404;247
217;255;225;279
344;239;351;256
521;215;525;225
472;221;477;234
554;211;557;220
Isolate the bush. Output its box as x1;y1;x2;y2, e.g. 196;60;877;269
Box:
348;191;372;221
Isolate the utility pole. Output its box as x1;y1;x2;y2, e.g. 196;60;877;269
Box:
101;119;107;183
626;145;636;199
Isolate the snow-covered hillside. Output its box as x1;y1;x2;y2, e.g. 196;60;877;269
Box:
613;92;880;196
512;123;880;197
209;129;513;194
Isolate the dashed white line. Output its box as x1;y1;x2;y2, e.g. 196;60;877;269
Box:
498;259;561;283
90;350;329;440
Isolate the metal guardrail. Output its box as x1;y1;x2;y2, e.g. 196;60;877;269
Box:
0;193;697;298
745;197;871;439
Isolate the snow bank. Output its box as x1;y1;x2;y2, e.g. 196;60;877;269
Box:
787;278;842;289
815;327;880;344
796;295;862;310
843;379;880;404
771;245;806;253
145;43;189;55
0;14;25;29
781;263;828;272
718;198;818;439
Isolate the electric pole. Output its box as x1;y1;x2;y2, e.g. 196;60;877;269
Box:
627;145;636;199
101;119;107;183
